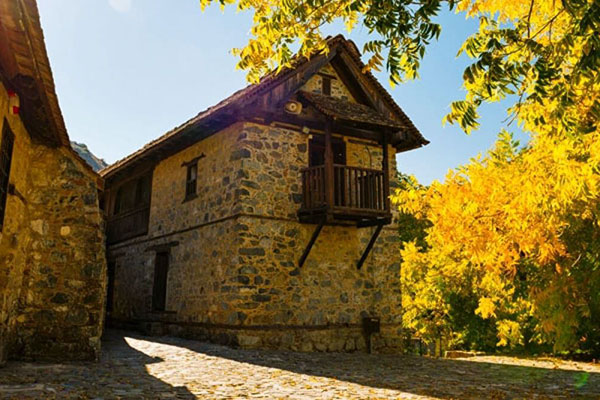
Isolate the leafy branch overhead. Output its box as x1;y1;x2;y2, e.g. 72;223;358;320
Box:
200;0;599;137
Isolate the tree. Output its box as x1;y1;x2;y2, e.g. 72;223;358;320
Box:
200;0;600;352
394;131;600;351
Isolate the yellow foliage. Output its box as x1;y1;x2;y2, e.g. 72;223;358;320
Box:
393;127;600;349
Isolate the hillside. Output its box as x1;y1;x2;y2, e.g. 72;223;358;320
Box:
70;141;108;172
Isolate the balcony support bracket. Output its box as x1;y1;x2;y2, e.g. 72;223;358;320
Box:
298;216;326;268
357;223;384;270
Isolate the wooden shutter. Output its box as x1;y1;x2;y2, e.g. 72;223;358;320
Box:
322;76;332;96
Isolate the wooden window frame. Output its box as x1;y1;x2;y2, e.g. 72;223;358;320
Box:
185;162;197;201
181;154;205;202
318;72;336;96
0;120;15;232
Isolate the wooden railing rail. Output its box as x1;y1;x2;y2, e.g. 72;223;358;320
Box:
106;206;150;244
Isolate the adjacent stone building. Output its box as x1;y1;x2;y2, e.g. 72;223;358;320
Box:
0;0;106;362
102;36;428;353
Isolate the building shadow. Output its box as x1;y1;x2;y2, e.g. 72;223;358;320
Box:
0;330;195;399
135;330;600;399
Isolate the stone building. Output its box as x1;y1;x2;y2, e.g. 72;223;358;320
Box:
0;0;107;362
102;36;428;353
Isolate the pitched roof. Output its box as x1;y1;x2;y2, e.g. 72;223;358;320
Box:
101;35;428;179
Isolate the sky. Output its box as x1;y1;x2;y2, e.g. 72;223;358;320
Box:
37;0;527;184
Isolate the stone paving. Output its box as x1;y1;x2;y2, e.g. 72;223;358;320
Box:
0;330;599;399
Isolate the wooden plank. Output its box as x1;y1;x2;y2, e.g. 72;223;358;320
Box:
343;167;348;207
336;166;342;207
302;170;308;209
377;173;383;210
382;132;390;211
354;168;359;209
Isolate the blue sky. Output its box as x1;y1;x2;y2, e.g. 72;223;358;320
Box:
38;0;527;184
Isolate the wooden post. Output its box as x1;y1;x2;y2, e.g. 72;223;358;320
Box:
382;131;390;212
324;118;334;211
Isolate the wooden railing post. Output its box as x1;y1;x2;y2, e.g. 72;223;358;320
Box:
324;119;334;211
382;131;390;212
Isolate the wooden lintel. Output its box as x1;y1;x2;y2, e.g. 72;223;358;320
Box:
298;217;326;268
181;153;206;167
317;72;338;80
357;224;384;270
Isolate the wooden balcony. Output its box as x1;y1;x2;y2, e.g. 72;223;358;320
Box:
298;164;391;224
106;206;150;244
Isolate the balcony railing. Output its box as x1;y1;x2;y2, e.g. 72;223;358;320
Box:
106;206;150;244
300;164;389;221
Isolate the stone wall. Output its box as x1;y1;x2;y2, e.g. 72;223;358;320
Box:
0;82;107;362
108;121;405;353
302;63;357;102
149;123;246;235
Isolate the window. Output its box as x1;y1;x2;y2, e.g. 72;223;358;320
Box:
113;173;151;215
152;252;169;311
185;162;197;200
181;154;204;202
322;76;332;96
0;120;15;231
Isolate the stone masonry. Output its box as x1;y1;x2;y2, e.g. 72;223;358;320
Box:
0;82;107;362
108;117;405;353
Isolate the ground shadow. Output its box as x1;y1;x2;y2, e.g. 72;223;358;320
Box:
0;331;195;399
138;330;600;399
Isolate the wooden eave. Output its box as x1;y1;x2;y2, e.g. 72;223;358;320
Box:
0;0;69;147
0;0;101;180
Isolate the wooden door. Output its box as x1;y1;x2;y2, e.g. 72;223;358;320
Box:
106;261;116;313
152;252;169;311
309;136;346;167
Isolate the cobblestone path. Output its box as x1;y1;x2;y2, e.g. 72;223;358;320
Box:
0;330;599;399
